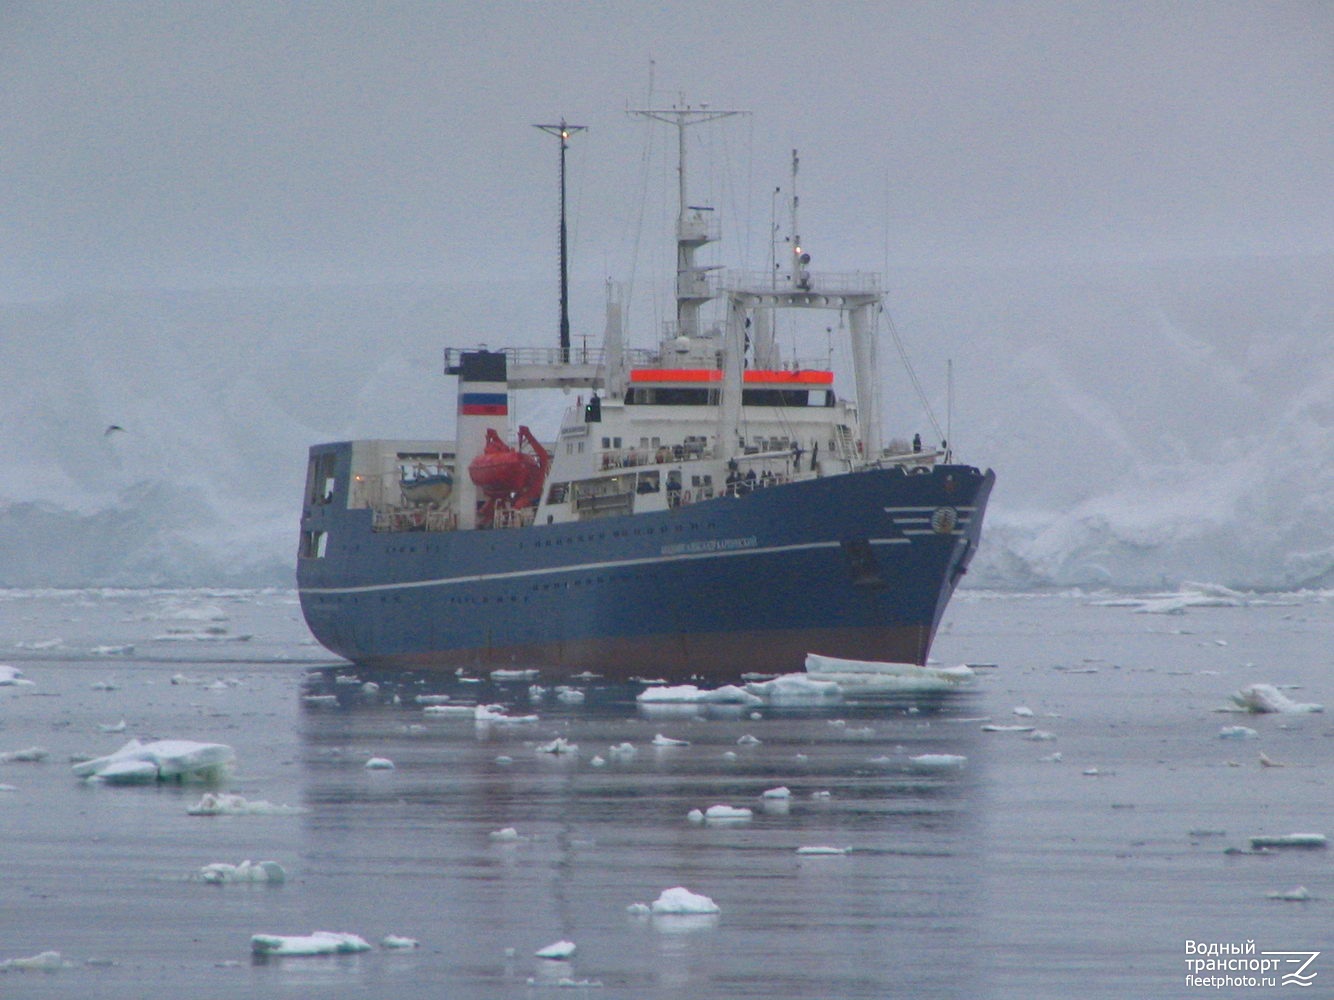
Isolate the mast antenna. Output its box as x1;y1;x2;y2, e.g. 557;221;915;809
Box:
533;119;587;363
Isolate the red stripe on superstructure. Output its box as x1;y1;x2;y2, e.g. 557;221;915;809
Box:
461;404;509;415
628;368;833;385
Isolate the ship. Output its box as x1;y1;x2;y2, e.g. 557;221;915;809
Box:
296;108;995;683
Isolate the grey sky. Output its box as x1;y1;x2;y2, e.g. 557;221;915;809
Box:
2;1;1330;299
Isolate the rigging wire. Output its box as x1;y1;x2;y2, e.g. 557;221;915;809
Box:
882;303;945;444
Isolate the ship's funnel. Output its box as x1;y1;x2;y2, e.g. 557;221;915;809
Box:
454;350;509;529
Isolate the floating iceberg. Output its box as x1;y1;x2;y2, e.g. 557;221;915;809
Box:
652;734;689;747
72;739;234;783
250;931;372;956
199;860;286;884
1229;684;1323;714
364;757;395;770
1267;886;1312;901
651;887;719;915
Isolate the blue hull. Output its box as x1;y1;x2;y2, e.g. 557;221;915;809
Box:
297;444;993;682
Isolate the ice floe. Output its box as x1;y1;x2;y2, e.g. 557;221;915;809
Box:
652;734;689;747
797;846;851;855
489;827;521;841
187;792;303;816
199;860;286;884
1227;683;1323;714
72;739;234;783
381;935;420;949
1218;726;1260;740
251;931;371;956
762;786;791;800
364;757;395;770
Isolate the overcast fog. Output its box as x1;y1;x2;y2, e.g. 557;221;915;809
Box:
1;1;1331;588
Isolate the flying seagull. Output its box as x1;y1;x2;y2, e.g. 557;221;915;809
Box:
104;424;125;436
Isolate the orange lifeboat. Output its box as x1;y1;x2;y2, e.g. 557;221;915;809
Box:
468;426;550;526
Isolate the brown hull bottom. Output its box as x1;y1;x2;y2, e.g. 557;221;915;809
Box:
354;625;934;684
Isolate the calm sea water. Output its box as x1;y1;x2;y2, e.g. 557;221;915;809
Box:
1;588;1329;999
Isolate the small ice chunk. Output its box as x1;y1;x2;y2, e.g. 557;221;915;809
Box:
423;704;473;717
1219;726;1260;740
652;734;689;746
1249;833;1327;849
495;755;514;765
199;860;286;884
651;887;719;915
250;931;372;956
534;940;576;960
0;950;66;971
736;734;761;745
761;786;791;799
364;757;395;770
1012;706;1034;717
637;684;762;706
381;935;420;949
187;793;303;816
489;827;521;841
1267;886;1312;901
302;694;338;706
1230;684;1323;714
0;665;35;687
1025;730;1057;742
536;737;578;755
490;669;540;681
554;686;585;705
797;846;850;855
72;739;235;783
415;694;451;705
608;742;637;759
981;724;1035;733
626;902;651;917
475;704;539;724
704;804;752;822
687;808;705;823
0;746;49;763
